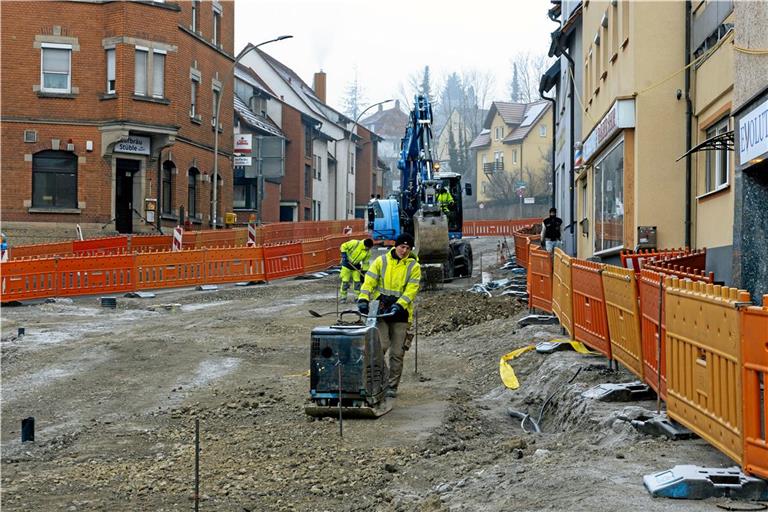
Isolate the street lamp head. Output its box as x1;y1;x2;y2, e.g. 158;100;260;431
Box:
275;35;293;41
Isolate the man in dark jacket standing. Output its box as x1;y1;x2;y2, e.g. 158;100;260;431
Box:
540;208;563;253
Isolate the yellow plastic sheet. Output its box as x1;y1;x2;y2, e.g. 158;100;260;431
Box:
499;345;536;389
549;338;600;355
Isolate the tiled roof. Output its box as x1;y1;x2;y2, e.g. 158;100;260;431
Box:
484;102;527;128
234;96;284;137
503;101;551;143
360;103;408;139
235;64;277;98
469;129;491;149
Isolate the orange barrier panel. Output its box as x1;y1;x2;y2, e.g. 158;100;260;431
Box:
463;219;539;237
205;246;265;284
644;259;715;283
571;259;612;359
0;259;58;302
135;250;205;290
233;228;248;247
73;236;128;256
665;278;750;465
620;248;687;271
56;254;135;297
198;230;236;249
638;269;668;399
742;296;768;479
513;233;540;270
182;230;199;250
602;265;644;379
130;234;173;252
10;241;74;260
663;248;707;271
264;243;304;281
302;238;329;274
528;245;553;313
552;248;574;337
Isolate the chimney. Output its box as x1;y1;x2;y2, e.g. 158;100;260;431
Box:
395;99;400;110
313;70;326;103
378;104;383;112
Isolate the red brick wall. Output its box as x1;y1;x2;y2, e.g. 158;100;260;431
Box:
279;103;312;215
262;181;281;223
355;125;374;206
0;0;235;230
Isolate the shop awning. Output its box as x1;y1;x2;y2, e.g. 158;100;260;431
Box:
676;130;734;161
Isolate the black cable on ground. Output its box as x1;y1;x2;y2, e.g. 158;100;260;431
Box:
716;503;768;511
536;366;583;426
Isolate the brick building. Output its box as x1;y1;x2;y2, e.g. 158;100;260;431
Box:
0;0;234;234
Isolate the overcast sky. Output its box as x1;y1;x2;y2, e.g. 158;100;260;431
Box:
234;0;555;113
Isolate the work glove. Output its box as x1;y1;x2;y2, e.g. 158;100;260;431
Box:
357;300;369;315
387;303;405;317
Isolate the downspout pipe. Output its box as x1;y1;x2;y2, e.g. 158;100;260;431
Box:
540;92;557;209
684;0;693;248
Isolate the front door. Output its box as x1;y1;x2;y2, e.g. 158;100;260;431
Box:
115;159;140;233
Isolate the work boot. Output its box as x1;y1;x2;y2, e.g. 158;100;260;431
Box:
338;297;347;304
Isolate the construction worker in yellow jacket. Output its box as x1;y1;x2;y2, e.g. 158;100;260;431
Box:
357;233;421;397
339;238;374;303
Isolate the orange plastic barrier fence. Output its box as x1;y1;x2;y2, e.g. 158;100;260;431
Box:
663;248;707;271
513;233;540;270
742;296;768;479
571;259;612;359
135;250;205;290
182;230;199;250
10;241;73;260
302;239;330;274
552;248;574;337
205;247;265;284
0;258;58;301
233;228;249;247
638;269;668;399
620;248;688;271
264;243;304;281
528;245;553;313
463;219;539;237
56;254;135;297
644;259;715;283
665;278;750;465
602;265;644;379
130;234;173;252
197;230;236;249
73;236;128;256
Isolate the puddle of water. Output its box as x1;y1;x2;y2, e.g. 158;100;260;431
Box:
180;301;233;312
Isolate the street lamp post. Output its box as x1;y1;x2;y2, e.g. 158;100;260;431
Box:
211;35;292;229
347;99;393;216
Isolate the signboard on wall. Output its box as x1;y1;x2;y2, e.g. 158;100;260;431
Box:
233;156;252;167
115;136;150;155
737;96;768;169
582;98;635;163
235;134;252;154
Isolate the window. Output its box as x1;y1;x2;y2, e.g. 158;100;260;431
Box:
304;207;311;221
212;88;220;126
191;0;199;32
304;164;311;197
539;125;547;137
511;149;518;164
705;117;730;193
41;44;71;93
152;50;165;98
188;168;198;217
315;155;322;180
233;175;256;209
32;150;77;208
494;151;504;163
594;140;624;254
134;48;148;95
495;126;502;140
190;78;198;117
106;48;116;93
213;7;222;46
304;125;312;154
349;151;355;174
161;161;174;215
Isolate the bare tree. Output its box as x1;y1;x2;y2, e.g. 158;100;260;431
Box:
508;52;551;103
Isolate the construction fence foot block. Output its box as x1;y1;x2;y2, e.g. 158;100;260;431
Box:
630;414;696;440
124;291;156;299
581;381;656;402
536;341;568;354
644;465;768;500
502;291;529;299
517;314;559;328
196;285;219;291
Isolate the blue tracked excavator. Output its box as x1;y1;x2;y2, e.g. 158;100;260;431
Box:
368;95;473;279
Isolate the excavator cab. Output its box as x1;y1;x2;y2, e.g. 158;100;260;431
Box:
436;173;464;239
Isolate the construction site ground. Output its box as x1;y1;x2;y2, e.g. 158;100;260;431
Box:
1;238;738;511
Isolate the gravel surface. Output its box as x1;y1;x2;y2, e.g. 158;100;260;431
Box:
0;238;737;511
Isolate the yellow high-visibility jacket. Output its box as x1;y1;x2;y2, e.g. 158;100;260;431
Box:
340;239;371;267
359;249;421;322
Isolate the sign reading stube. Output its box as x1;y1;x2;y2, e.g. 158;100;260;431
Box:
115;136;150;155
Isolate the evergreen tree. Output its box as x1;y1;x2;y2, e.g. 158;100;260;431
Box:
448;123;460;173
342;67;366;119
510;63;521;102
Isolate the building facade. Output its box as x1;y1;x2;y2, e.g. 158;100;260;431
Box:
0;0;234;234
360;101;409;196
470;100;552;217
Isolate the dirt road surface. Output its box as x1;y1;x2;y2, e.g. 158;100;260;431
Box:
1;238;737;511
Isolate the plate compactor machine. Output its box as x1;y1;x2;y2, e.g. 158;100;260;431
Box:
305;301;394;419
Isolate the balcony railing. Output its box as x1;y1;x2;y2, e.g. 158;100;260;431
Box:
483;161;504;173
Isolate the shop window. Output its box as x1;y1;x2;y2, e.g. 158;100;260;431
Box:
41;44;72;93
705;117;730;193
188;168;199;217
32;150;77;208
593;140;624;253
161;161;174;215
